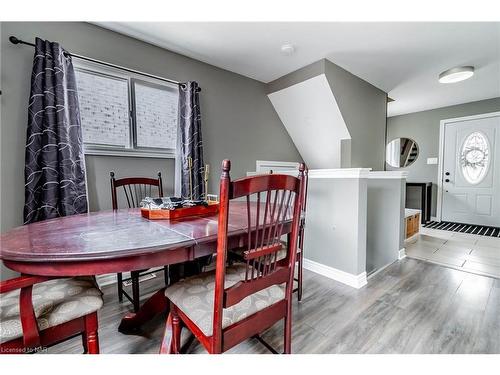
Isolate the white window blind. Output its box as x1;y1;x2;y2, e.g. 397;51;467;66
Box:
133;80;178;150
76;70;130;148
74;63;179;157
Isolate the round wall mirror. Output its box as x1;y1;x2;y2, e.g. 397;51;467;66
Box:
386;138;419;168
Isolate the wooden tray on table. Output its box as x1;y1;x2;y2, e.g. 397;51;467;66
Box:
141;202;219;220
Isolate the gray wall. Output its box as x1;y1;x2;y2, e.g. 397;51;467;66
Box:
387;97;500;216
84;156;175;212
304;177;367;276
324;59;388;171
366;178;405;274
0;22;301;279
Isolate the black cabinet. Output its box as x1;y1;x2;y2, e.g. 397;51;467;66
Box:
406;182;432;224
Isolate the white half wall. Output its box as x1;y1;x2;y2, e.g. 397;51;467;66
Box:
268;74;351;169
300;169;405;289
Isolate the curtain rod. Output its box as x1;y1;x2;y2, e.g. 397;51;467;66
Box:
9;36;200;91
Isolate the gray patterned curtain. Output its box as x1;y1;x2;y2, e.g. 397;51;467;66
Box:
179;81;205;201
23;38;88;224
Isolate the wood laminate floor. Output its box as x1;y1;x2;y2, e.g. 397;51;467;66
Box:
47;258;500;354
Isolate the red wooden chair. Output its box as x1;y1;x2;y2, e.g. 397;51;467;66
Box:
296;167;309;301
160;159;306;354
267;168;309;302
110;171;168;312
0;276;103;354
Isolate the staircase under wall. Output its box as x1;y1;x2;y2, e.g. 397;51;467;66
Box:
268;74;350;169
267;59;388;170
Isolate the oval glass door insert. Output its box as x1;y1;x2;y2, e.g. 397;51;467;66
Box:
460;131;490;184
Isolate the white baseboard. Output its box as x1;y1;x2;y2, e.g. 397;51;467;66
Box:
303;258;367;289
398;248;407;260
431;216;438;222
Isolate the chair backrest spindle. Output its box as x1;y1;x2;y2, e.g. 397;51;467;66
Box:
211;159;305;352
110;171;164;209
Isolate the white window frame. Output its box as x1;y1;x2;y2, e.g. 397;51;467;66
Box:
74;60;179;159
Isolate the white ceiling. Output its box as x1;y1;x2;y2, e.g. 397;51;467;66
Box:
97;22;500;116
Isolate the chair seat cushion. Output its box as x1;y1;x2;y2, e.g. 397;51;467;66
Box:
0;277;103;344
165;264;285;337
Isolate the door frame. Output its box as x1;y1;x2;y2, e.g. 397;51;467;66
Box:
436;111;500;222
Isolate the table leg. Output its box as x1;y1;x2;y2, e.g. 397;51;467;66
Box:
131;271;140;313
118;287;168;334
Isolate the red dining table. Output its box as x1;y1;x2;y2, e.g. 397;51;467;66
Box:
0;202;293;334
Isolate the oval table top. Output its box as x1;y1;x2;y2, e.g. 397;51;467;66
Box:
0;202;253;263
0;202;293;278
0;202;295;334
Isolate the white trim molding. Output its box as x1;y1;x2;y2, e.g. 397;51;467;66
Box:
303;258;367;289
255;160;300;173
84;148;175;159
247;170;298;177
251;168;373;179
368;171;408;179
436;111;500;221
398;248;407;260
308;168;371;179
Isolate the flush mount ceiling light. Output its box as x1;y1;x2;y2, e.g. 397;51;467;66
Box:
439;66;474;83
280;43;296;56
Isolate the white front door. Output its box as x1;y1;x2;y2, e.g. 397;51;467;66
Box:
441;113;500;226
